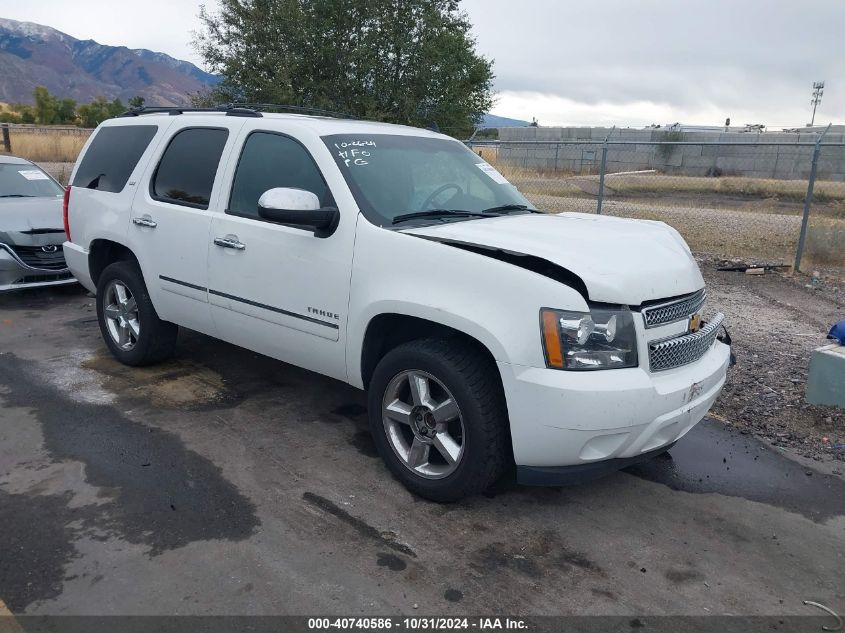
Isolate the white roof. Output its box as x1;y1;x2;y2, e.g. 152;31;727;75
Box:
102;111;449;139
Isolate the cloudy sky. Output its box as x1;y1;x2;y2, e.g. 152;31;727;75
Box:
2;0;842;127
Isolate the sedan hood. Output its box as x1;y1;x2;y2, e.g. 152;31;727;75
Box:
0;197;65;246
402;212;704;304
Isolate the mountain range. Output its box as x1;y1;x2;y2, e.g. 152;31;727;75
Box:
0;18;218;106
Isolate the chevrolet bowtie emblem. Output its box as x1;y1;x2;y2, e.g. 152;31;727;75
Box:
689;313;702;333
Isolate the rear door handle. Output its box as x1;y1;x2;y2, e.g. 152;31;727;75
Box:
132;215;157;228
213;235;246;251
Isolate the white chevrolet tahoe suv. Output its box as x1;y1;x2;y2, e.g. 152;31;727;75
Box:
63;105;731;502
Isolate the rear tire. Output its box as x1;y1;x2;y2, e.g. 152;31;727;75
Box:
96;261;177;366
367;338;509;502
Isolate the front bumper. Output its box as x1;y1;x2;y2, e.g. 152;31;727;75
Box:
0;246;76;292
498;339;731;475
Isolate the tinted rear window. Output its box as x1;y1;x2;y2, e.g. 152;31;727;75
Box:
72;125;157;193
151;128;228;209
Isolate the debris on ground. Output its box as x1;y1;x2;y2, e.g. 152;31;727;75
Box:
703;257;845;464
802;600;843;632
716;258;791;274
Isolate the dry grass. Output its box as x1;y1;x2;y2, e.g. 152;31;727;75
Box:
489;155;845;213
1;130;90;163
805;216;845;267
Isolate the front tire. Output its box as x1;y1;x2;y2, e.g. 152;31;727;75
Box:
367;338;509;502
96;260;178;366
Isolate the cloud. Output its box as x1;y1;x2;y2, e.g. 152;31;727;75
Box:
463;0;844;126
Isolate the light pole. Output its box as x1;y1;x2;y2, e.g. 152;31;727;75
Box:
810;81;824;127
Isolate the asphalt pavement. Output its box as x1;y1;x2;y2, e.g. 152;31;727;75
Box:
0;285;843;616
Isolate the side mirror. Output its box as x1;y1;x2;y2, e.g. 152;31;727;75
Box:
257;187;339;237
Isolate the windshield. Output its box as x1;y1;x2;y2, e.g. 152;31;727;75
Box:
323;134;533;226
0;163;63;199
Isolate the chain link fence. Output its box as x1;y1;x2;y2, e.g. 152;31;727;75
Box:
467;134;845;273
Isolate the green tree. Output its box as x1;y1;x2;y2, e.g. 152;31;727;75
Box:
77;97;111;128
194;0;494;137
33;86;58;124
108;98;126;118
56;98;78;124
128;95;146;109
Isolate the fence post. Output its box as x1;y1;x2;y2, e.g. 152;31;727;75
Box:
794;123;831;273
1;124;10;153
596;126;614;214
554;143;560;172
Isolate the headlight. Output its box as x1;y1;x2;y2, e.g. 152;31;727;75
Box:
540;306;638;370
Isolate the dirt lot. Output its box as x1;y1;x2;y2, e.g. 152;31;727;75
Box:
702;259;845;466
0;276;843;618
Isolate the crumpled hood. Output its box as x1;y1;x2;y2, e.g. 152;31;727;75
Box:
0;197;65;246
402;212;704;304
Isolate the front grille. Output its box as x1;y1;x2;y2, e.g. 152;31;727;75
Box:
642;289;706;328
8;245;68;270
15;272;74;285
648;312;725;372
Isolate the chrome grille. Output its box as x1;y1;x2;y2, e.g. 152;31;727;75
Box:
642;289;706;328
7;244;68;270
648;312;725;372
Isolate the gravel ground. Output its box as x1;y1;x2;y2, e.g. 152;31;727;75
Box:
701;258;844;467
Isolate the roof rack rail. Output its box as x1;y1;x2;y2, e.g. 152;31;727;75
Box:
230;103;358;120
117;105;262;118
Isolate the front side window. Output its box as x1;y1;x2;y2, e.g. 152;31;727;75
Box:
228;132;332;219
152;128;229;209
72;125;157;193
323;134;533;226
0;163;63;199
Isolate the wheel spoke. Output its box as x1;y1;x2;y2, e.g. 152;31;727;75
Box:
406;438;430;468
127;319;140;339
124;296;137;314
385;399;413;425
104;304;121;320
117;324;130;347
408;373;431;407
431;398;459;424
114;283;128;304
433;431;461;465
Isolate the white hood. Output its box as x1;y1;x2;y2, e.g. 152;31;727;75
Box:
402;212;704;305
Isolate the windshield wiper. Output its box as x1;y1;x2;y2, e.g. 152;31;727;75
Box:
0;194;35;198
392;209;497;225
481;204;542;214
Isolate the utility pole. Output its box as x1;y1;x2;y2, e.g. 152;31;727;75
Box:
810;81;824;127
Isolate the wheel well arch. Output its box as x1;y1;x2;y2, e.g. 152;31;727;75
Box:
88;239;139;288
360;313;498;390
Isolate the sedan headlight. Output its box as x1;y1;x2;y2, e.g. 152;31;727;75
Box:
541;306;638;370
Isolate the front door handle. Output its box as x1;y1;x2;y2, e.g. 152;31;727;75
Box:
213;235;246;251
132;215;157;228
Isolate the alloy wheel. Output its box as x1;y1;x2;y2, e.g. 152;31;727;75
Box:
103;280;140;351
381;370;465;479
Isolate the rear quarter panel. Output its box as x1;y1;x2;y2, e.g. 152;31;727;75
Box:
66;119;177;264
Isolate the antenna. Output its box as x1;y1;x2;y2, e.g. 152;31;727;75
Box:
810;81;825;127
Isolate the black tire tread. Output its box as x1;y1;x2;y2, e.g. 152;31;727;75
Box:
368;337;509;502
96;260;178;366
